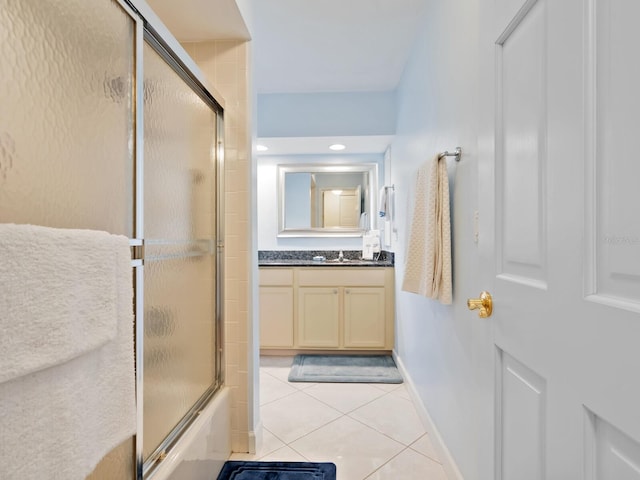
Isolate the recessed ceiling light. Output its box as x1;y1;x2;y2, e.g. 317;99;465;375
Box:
329;143;346;151
256;144;269;152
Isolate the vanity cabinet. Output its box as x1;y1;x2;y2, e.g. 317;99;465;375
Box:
297;287;340;347
259;266;394;352
343;287;386;348
259;269;294;348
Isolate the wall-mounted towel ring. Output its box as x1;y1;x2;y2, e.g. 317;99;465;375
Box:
439;147;462;162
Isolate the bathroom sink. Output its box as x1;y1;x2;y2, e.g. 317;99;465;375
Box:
327;258;372;265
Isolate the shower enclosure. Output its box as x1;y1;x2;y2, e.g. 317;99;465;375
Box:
0;0;225;478
140;27;224;477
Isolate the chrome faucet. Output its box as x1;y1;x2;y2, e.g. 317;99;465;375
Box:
338;250;344;262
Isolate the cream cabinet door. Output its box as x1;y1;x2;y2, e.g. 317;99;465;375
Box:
344;287;386;348
259;286;294;348
297;287;340;347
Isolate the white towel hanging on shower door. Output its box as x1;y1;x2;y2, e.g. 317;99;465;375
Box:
0;224;136;480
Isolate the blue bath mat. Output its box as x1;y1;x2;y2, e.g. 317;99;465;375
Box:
216;461;336;479
288;354;403;383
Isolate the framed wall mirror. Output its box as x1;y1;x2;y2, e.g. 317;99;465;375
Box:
277;163;378;237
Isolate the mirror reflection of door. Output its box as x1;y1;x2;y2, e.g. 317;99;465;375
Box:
321;186;361;228
310;175;318;227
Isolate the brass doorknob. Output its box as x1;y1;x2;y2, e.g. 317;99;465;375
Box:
467;291;493;318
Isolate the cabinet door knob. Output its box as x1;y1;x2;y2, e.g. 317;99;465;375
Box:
333;289;338;294
345;289;350;294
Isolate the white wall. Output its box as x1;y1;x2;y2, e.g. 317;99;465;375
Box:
258;91;396;137
257;153;384;251
390;1;486;479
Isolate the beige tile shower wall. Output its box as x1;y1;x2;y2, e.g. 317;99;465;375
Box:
182;40;251;453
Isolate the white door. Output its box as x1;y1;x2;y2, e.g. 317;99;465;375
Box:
322;189;359;227
477;0;640;478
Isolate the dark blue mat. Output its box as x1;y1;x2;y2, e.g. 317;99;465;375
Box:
217;461;336;480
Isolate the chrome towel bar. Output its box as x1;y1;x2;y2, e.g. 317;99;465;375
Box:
439;147;462;162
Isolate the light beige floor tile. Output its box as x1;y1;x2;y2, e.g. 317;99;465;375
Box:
369;382;404;393
291;416;405;480
410;433;441;463
260;357;317;390
257;428;287;458
261;391;342;444
389;384;411;401
287;380;319;391
365;448;448;480
260;356;295;383
256;360;445;480
350;393;426;446
260;356;294;368
260;445;309;463
304;383;386;413
260;371;298;405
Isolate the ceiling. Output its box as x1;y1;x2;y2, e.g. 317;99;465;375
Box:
145;0;427;154
250;0;427;94
146;0;426;94
255;135;394;156
144;0;250;42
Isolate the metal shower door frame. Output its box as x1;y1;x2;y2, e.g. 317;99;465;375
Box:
117;1;225;477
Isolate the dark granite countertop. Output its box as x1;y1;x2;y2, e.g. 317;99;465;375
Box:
258;250;394;267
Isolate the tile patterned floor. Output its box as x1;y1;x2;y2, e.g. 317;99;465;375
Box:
229;356;448;480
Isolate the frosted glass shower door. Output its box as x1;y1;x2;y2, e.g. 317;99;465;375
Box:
142;39;221;463
0;0;135;234
0;1;138;478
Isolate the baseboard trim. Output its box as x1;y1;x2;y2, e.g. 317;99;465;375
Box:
392;351;465;480
248;420;263;455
